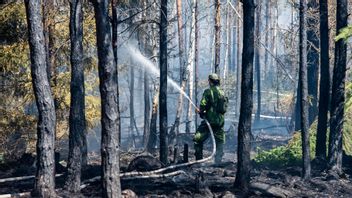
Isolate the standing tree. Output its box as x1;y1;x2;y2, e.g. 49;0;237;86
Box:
159;0;168;164
299;0;311;180
111;0;121;145
194;0;199;129
24;0;56;196
214;0;221;74
307;0;319;124
328;0;348;174
169;0;188;144
254;1;261;122
65;0;85;194
92;0;121;196
234;0;255;192
315;0;330;160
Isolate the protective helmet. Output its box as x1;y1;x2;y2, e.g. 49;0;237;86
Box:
208;73;220;81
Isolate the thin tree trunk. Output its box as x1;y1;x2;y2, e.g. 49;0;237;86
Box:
130;62;135;147
328;0;348;174
66;0;85;193
111;0;121;146
147;85;159;153
307;0;319;125
24;0;56;196
142;0;150;147
176;0;185;84
185;0;196;135
159;0;168;164
315;0;330;160
223;3;230;80
194;0;199;130
235;2;241;116
254;2;261;122
42;0;54;81
92;0;121;196
299;0;311;180
263;0;270;79
169;0;188;144
214;0;221;75
147;18;159;153
234;0;254;193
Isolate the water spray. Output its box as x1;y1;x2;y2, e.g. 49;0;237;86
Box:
126;44;198;110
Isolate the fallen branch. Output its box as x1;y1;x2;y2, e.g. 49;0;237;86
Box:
0;192;31;198
0;174;63;184
80;120;216;189
121;120;216;177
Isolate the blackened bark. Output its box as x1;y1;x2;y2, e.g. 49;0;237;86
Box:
295;81;302;131
142;0;150;147
235;2;241;115
42;0;54;81
328;0;348;174
299;0;311;180
159;0;168;164
24;0;56;196
194;0;199;129
234;0;254;192
92;0;121;196
307;0;319;125
144;70;150;146
214;0;221;75
66;0;85;194
147;85;159;153
130;62;135;146
315;0;330;159
254;2;261;122
111;0;121;145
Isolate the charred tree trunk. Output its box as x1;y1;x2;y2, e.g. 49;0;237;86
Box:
234;0;254;192
65;0;85;194
254;2;261;122
42;0;55;81
111;0;121;145
142;0;150;147
147;85;159;153
24;0;56;196
307;0;319;125
159;0;168;164
130;61;135;147
299;0;311;180
328;0;348;174
144;71;151;146
214;0;221;75
315;0;330;160
235;2;241;115
194;0;199;129
92;0;121;196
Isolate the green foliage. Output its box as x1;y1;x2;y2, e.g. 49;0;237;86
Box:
0;3;101;157
255;83;352;167
335;25;352;41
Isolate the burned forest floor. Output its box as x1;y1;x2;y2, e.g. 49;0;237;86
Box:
1;132;352;198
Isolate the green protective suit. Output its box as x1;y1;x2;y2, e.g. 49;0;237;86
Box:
194;85;225;163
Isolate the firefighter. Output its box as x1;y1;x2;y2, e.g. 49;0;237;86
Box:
194;73;227;163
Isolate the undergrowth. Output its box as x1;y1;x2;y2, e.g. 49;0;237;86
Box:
255;83;352;168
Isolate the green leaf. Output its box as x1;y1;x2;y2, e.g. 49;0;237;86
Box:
335;25;352;41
